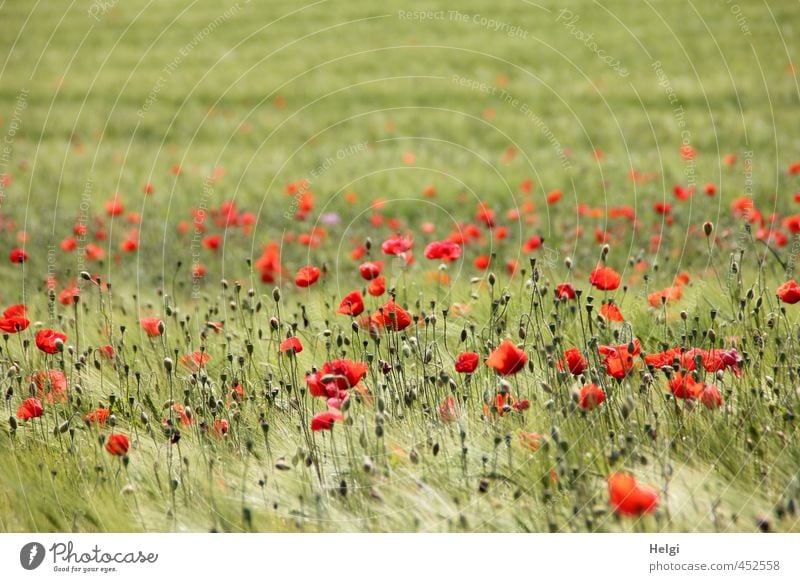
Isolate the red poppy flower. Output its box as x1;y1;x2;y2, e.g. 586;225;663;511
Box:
367;277;386;297
474;255;490;270
696;348;742;378
579;383;605;410
381;235;412;255
668;372;703;399
140;317;164;337
311;410;344;431
35;329;67;354
295;265;321;288
359;261;382;280
17;397;44;420
599;303;625;321
84;408;110;424
558;347;588;375
337;291;364;317
9;248;28;263
212;419;230;437
643;347;685;369
371;299;412;331
180;351;210;371
701;384;723;409
58;288;80;306
519;431;542;451
589;266;621;291
555;283;576;300
598;339;640;379
522;235;544;253
30;370;68;403
280;336;303;354
105;433;130;456
454;352;479;373
777;280;800;304
486;340;527;376
647;286;682;307
0;304;30;333
320;359;368;391
607;473;659;516
424;240;462;262
546;189;562;204
105;198;124;216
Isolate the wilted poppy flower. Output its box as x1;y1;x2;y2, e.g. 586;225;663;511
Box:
337;290;365;316
0;304;29;333
589;266;621;291
558;347;588;375
579;383;605;410
486;339;527;376
607;473;659;516
439;395;458;422
295;265;321;288
105;433;130;456
424;240;462;262
280;336;303;354
777;280;800;304
9;248;27;263
555;283;576;300
35;329;67;354
140;317;164;337
454;352;479;374
311;410;344;431
371;299;412;331
17;397;44;420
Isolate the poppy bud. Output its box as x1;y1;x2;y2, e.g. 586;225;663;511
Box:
80;271;91;280
488;272;496;286
9;416;17;431
565;257;573;269
163;357;173;374
272;287;281;302
601;244;610;259
703;221;713;236
270;317;279;330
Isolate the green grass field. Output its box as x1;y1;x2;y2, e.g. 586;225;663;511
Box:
1;0;799;532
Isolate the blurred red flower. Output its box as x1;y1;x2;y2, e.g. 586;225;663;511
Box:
607;473;659;516
486;340;527;376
